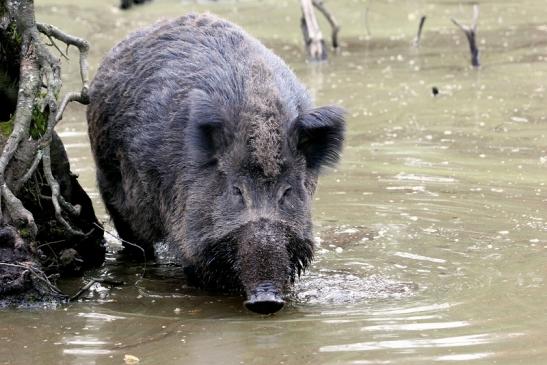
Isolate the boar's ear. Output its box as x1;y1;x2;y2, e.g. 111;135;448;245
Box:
292;105;346;171
186;89;228;166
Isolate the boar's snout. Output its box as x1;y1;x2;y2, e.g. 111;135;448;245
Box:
244;281;285;314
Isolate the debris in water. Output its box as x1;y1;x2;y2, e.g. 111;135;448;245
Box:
124;354;140;364
451;4;480;67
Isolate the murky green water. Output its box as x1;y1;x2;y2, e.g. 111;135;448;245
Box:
2;0;546;364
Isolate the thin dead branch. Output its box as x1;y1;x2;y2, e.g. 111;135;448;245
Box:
451;4;480;67
70;277;124;302
36;23;90;92
300;0;327;61
312;0;340;50
0;262;65;296
412;15;427;47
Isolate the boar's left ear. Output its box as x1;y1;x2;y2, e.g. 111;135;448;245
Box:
186;89;228;166
292;105;346;172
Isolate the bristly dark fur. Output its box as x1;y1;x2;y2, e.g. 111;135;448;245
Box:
294;105;347;171
188;219;315;292
87;13;345;298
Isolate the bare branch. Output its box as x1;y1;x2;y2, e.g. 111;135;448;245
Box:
42;34;69;60
70;277;124;302
450;17;468;33
55;91;88;122
412;15;427;48
312;0;340;49
363;6;371;36
300;0;327;61
36;23;90;90
471;4;479;32
450;4;480;67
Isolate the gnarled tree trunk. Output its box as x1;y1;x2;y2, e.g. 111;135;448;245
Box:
0;0;104;307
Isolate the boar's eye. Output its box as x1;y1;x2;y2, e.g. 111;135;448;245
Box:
279;186;292;205
232;186;244;204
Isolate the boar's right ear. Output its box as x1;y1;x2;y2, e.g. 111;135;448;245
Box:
292;105;346;172
186;89;227;166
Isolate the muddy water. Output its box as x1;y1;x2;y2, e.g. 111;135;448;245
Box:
2;0;547;364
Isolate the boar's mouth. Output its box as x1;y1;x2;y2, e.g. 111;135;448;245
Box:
186;220;314;295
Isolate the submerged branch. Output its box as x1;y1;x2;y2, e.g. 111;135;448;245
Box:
451;4;480;67
412;15;427;48
300;0;327;61
312;0;340;50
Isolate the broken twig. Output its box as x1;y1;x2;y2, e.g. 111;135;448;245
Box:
70;277;125;302
412;15;427;47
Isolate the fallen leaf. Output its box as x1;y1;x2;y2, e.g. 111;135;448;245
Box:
124;354;140;364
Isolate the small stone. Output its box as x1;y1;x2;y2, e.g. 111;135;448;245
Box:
335;247;343;254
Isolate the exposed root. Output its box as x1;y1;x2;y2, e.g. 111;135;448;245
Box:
42;146;84;237
0;35;40;233
13;149;43;192
55;91;89;125
451;4;480;67
1;184;37;236
1;0;105;305
36;22;90;92
1;5;91;236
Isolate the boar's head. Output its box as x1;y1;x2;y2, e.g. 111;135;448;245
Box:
177;87;345;314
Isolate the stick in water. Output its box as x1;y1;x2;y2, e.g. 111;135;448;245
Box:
451;4;480;67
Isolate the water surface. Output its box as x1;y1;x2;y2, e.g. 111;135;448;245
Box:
1;0;546;364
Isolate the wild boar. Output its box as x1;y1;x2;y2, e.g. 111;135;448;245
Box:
87;13;345;314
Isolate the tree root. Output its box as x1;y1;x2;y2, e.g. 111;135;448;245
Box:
0;33;41;233
42;146;84;237
451;4;480;67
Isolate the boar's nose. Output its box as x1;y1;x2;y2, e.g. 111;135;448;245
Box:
244;282;285;315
